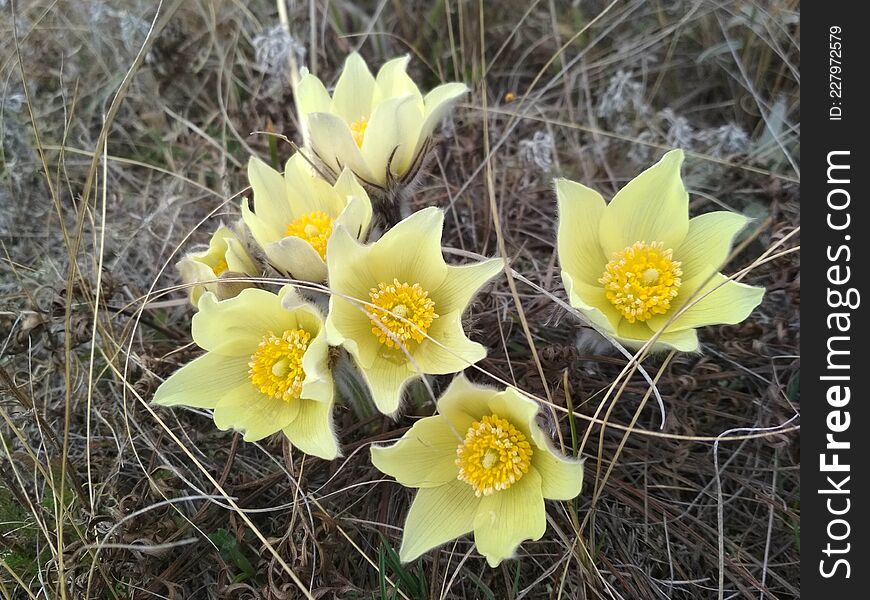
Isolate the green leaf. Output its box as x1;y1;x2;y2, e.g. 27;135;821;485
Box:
208;528;256;582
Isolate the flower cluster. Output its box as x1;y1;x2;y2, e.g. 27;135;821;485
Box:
154;53;764;568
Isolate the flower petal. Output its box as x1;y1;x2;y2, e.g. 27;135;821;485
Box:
676;211;749;280
357;355;414;415
555;178;608;287
177;256;217;305
614;317;700;352
529;431;584;501
326;223;375;300
435;374;497;433
433;257;504;315
368;207;448;293
248;156;294;229
192;289;297;354
241;196;281;247
282;397;339;460
649;272;764;333
224;237;257;275
283;152;344;218
300;327;333;404
153;353;248;408
418;82;468;142
361;94;422;182
374;55;423;108
332;168;373;239
325;295;383;370
307;111;377;182
561;272;621;333
213;382;300;442
399;480;478;563
485;387;540;439
473;467;546;567
412;311;486;375
325;226;383;367
598;149;689;257
266;236;328;282
330;52;376;123
296;71;332;115
371;415;462;488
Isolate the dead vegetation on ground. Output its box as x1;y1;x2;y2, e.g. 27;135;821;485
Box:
0;1;799;598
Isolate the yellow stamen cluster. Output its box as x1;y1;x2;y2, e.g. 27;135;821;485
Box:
599;241;683;323
350;117;368;148
286;211;334;260
456;414;533;497
212;257;229;276
248;329;311;402
368;279;438;349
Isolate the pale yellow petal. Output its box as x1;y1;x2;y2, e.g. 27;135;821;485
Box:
296;71;332;115
324;295;382;370
374;55;423;108
360;95;422;181
371;415;462;488
485;387;540;440
367;207;448;293
614;319;699;352
283;152;343;217
357;355;414;415
325;223;375;300
417;82;468;146
153;353;248;408
282;397;339;460
529;431;584;501
299;314;334;403
266;236;328;282
561;271;622;333
413;311;486;375
192;289;296;354
433;257;504;314
331;52;376;123
473;467;545;568
435;374;496;433
675;211;749;280
598;149;689;257
324;226;382;367
241;196;281;246
331;170;373;240
248;156;294;227
399;480;478;563
213;382;300;442
307;111;377;183
555;178;608;287
224;237;257;275
649;273;764;333
176;256;217;305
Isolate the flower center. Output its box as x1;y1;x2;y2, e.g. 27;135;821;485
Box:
456;414;533;497
248;329;311;402
212;257;229;276
368;279;438;349
599;241;683;323
286;211;334;260
350;117;368;148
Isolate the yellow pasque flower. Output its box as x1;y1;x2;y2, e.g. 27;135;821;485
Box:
371;375;584;567
325;207;503;414
153;286;339;459
177;224;258;304
296;53;468;189
242;153;373;282
556;149;764;351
